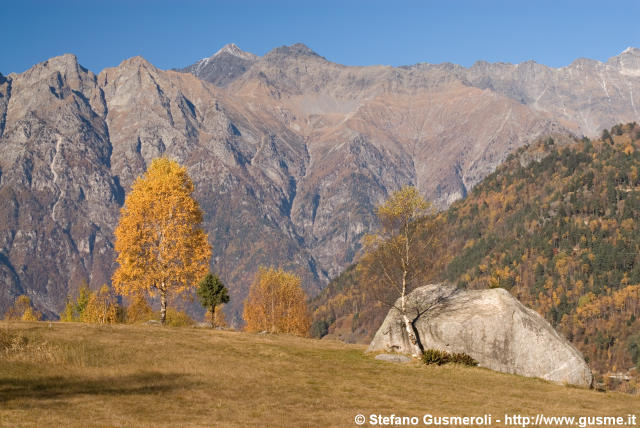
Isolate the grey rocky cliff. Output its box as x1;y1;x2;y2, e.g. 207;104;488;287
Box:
0;54;121;317
367;284;593;387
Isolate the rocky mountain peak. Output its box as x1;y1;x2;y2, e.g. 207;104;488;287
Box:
264;43;323;60
117;55;156;70
6;53;106;121
177;43;258;87
469;60;516;72
620;46;640;56
20;53;89;82
40;53;80;69
568;57;601;68
607;46;640;76
213;43;258;61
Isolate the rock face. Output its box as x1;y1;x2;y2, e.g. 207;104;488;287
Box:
1;44;639;321
0;55;122;319
367;284;593;387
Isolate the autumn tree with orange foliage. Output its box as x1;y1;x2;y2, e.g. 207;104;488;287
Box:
243;267;310;336
82;285;120;324
112;158;211;324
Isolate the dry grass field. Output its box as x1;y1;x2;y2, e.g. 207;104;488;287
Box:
0;322;638;427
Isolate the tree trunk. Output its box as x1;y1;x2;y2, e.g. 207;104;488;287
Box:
401;312;422;357
400;268;421;357
271;294;276;332
160;291;167;325
210;304;216;328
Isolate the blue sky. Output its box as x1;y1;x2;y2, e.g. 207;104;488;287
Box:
2;0;639;75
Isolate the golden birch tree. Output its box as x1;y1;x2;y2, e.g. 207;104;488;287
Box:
359;186;438;357
243;267;310;336
112;158;211;324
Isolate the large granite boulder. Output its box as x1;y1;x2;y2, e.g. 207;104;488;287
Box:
367;284;592;387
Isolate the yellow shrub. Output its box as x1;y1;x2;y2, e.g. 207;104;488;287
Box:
4;295;42;321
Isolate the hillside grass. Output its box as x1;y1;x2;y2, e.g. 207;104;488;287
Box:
0;322;638;427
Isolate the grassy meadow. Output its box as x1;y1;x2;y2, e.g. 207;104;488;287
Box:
0;322;638;427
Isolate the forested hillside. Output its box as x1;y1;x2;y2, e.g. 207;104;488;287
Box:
312;123;640;384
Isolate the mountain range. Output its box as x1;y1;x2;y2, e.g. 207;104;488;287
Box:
1;43;639;322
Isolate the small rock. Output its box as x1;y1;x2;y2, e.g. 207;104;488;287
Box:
375;354;412;363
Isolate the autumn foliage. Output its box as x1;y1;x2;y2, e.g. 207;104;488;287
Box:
61;283;121;324
243;267;310;336
112;158;211;324
4;295;42;321
60;283;91;322
82;285;120;324
360;186;441;303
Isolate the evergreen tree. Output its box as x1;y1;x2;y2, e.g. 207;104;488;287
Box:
196;273;230;327
60;282;91;322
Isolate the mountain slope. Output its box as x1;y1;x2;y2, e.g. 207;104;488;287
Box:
456;47;640;135
312;123;640;382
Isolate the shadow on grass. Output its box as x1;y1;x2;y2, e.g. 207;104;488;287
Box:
0;371;196;404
